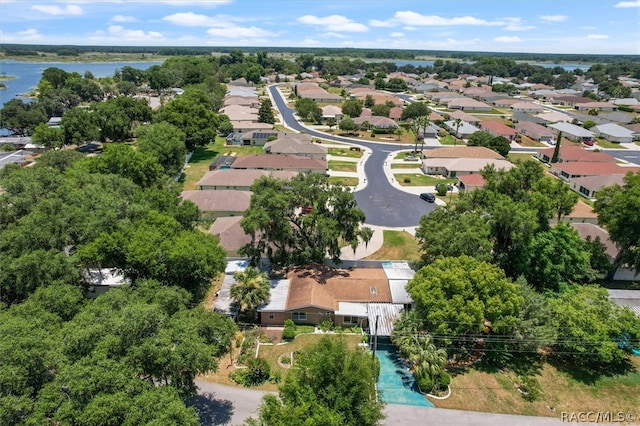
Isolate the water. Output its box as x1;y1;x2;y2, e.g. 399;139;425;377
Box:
392;60;591;72
375;343;434;407
0;60;163;107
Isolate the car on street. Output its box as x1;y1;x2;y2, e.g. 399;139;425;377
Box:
404;156;419;161
419;193;436;203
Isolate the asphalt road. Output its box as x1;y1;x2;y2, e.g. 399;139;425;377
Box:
268;85;437;228
193;380;575;426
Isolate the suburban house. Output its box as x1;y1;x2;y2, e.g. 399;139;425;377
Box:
83;268;128;299
264;134;328;160
226;130;289;146
230;154;327;173
550;161;638;183
511;112;548;125
593;123;635;144
569;174;626;199
321;105;343;121
554;200;598;225
536;111;574;124
515;121;556;143
479;120;517;141
447;110;480;124
536;145;617;164
353;116;399;130
574;101;617;112
294;83;342;103
257;262;415;335
208;217;251;257
511;102;544;113
180;190;251;218
418;124;441;139
230;121;273;133
219;104;259;122
421;146;514;177
196;169;298;191
457;173;487;192
443;120;480;139
548;122;595;144
447;97;493;111
224;96;260;108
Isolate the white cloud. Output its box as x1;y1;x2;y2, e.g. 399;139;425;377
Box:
31;4;84;16
206;25;275;38
321;32;347;39
494;36;522;43
297;15;368;32
90;25;164;43
615;1;640;7
0;28;44;42
503;17;535;31
163;12;217;27
370;11;504;27
390;32;404;38
587;34;609;39
110;15;137;23
539;15;568;23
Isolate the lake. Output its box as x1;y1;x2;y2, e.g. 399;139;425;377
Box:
392;60;591;72
0;60;163;107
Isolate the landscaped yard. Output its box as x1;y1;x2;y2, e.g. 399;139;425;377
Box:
328;147;364;158
328;176;359;186
391;163;422;169
395;173;457;187
365;230;421;262
439;134;464;146
434;357;640;419
508;153;538;163
596;138;627;149
517;135;547;148
180;138;264;190
328;160;357;173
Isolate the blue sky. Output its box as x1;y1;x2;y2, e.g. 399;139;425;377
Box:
1;0;639;54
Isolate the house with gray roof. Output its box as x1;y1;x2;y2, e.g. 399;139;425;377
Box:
515;121;556;142
443;120;480;138
593;123;635;143
548;122;595;144
569;174;626;199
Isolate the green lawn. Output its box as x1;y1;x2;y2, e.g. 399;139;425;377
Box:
508;153;538;163
180;137;264;190
365;231;421;262
395;173;457;187
439;135;464;146
328;160;357;173
328;176;359;186
328;147;364;158
394;151;422;159
391;163;422;169
596;138;627;149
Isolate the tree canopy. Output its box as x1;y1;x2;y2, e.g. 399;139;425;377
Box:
247;337;384;426
240;173;371;268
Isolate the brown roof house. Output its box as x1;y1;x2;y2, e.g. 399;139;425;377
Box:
537;145;617;164
447;97;493;112
264;134;327;160
457;173;487;192
422;146;514;178
515;121;556;143
479;120;517;141
551;162;639;183
208;217;251;257
196;169;298;191
180;190;251;218
569;174;626;200
257;262;416;335
231;154;327;174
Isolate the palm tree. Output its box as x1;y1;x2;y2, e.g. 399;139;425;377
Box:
453;118;462;147
411;115;429;156
231;266;271;320
407;335;447;392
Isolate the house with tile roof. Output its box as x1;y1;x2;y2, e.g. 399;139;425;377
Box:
515;121;556;143
294;82;342;103
457;173;486;192
422;157;515;178
447;97;493;111
425;146;505;160
535;111;574;124
479;120;517;141
353;116;399;130
536;145;617;164
447;110;480;124
550;162;638;183
574;101;617;112
548;122;595;144
511;102;544;113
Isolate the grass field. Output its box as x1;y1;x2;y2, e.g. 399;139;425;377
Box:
508;153;539;163
391;163;422;169
434;357;640;419
328;176;359;186
328;160;358;173
517;135;547;148
395;174;457;187
439;135;464;146
328;147;364;158
364;230;421;262
596;139;627;149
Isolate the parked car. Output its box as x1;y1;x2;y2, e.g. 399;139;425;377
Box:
404;156;419;161
583;139;594;146
419;193;436;203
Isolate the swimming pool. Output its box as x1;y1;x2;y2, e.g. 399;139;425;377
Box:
375;343;434;407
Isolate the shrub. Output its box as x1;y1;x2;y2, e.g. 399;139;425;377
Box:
279;354;291;365
435;182;448;196
230;369;247;384
416;375;433;393
519;375;542;402
282;319;297;341
245;357;271;387
438;371;451;388
269;370;282;384
319;320;333;333
403;177;411;183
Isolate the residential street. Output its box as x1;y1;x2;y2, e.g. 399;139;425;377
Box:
193;380;580;426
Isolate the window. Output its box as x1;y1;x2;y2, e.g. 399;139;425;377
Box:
343;316;357;325
579;186;591;197
291;312;307;321
268;313;274;320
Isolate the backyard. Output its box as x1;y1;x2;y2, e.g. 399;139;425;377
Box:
365;231;421;262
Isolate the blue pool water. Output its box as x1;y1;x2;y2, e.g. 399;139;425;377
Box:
375;343;433;407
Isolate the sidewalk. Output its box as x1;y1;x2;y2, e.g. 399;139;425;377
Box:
340;224;384;260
